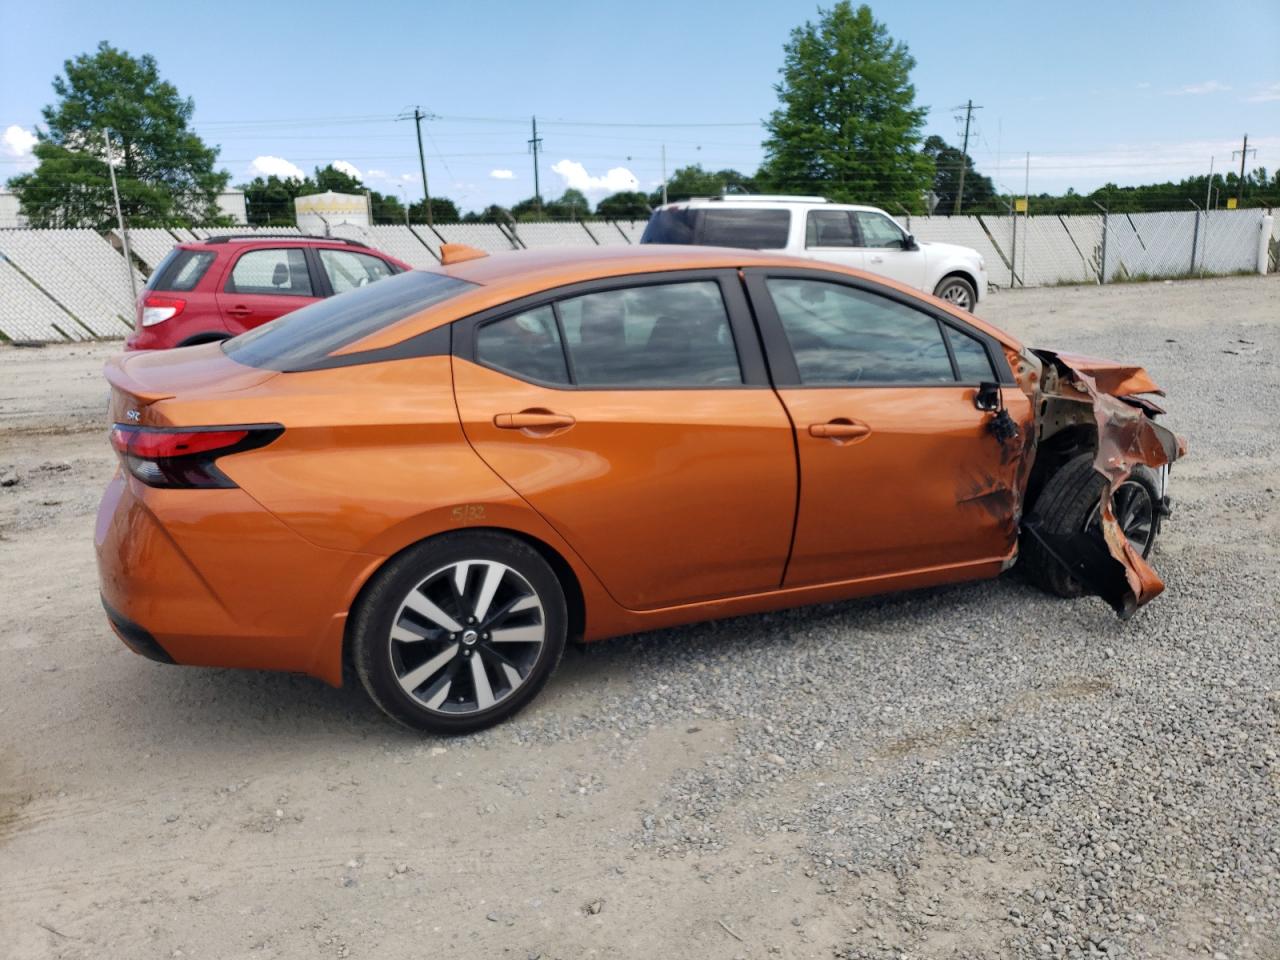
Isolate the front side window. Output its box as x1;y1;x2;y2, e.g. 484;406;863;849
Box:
805;210;857;248
697;209;790;249
320;248;394;294
476;306;569;385
765;278;954;385
946;326;996;382
853;212;907;249
558;281;742;387
227;248;313;296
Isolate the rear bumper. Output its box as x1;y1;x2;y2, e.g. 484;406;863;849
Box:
95;471;381;685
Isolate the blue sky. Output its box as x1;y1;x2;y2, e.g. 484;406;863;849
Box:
2;0;1277;213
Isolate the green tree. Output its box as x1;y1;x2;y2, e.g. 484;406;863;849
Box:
510;189;591;220
408;196;461;223
596;191;652;218
648;165;756;206
922;135;996;213
242;174;308;226
758;2;933;210
9;42;229;228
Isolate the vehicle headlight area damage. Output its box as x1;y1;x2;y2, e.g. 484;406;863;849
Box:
1018;348;1188;618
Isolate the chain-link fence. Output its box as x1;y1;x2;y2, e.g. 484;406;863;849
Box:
908;208;1273;287
1;211;1275;341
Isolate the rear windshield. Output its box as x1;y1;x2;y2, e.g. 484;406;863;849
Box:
641;207;791;249
146;248;216;292
223;270;474;371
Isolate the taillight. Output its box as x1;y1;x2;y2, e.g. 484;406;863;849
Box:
109;424;282;488
140;295;186;327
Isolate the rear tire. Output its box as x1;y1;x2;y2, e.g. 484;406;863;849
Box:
1020;453;1160;598
933;275;977;311
351;532;567;734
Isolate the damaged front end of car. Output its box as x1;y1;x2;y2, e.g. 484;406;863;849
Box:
1008;347;1188;618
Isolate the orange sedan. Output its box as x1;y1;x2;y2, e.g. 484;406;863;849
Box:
96;245;1185;733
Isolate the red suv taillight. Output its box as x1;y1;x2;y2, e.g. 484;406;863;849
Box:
109;424;283;488
139;295;186;327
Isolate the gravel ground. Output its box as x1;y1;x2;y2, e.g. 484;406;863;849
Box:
1;275;1277;959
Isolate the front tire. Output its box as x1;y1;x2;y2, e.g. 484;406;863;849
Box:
933;275;977;311
1020;453;1161;598
351;532;567;734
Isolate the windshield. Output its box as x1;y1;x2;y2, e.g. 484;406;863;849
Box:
223;270;474;371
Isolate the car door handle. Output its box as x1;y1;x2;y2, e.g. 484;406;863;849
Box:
809;419;871;441
869;255;885;263
226;305;252;316
494;411;576;430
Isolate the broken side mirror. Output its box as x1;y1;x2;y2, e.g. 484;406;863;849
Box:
974;381;1001;412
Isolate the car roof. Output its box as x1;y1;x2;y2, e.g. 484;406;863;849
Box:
334;245;1022;357
657;197;887;214
182;235;372;250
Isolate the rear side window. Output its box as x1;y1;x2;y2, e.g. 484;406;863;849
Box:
476;306;569;385
640;207;697;244
223;270;474;371
640;207;791;249
805;210;857;248
559;281;741;387
474;281;743;388
698;209;790;249
765;278;954;385
146;249;216;292
227;248;313;296
946;326;996;381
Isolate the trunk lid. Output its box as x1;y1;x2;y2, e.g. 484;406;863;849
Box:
106;343;279;425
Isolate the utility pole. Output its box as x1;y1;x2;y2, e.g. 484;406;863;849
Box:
528;117;543;212
102;129;137;305
396;107;436;226
661;144;668;205
1232;134;1255;206
951;100;982;215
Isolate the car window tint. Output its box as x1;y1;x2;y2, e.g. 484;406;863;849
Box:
697;209;790;249
946;326;996;382
640;207;697;244
557;281;742;387
476;306;570;385
227;248;313;296
223;270;473;371
805;211;856;248
766;278;955;385
147;249;216;291
319;248;394;294
853;212;906;249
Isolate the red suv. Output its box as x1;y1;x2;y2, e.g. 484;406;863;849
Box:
127;236;413;350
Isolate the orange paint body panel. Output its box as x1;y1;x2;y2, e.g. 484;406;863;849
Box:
93;245;1181;695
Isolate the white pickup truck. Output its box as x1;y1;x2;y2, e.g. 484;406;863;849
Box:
641;195;988;311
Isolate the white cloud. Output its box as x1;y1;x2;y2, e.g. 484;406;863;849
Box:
2;125;38;169
1136;81;1151;89
332;160;362;180
366;168;390;179
400;173;414;182
489;169;515;180
1169;80;1230;96
550;159;639;195
1245;82;1280;103
249;155;305;180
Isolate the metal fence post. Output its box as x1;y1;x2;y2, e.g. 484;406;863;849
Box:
1188;203;1200;274
1093;201;1108;283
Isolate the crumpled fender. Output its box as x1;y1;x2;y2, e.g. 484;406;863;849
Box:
1027;349;1188;616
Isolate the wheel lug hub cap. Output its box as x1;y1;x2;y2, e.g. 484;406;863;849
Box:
462;629;479;646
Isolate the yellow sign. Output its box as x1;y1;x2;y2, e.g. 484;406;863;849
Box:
1226;197;1238;209
1014;198;1028;213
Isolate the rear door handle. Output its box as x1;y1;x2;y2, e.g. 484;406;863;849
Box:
226;305;252;316
809;419;871;441
494;411;576;430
